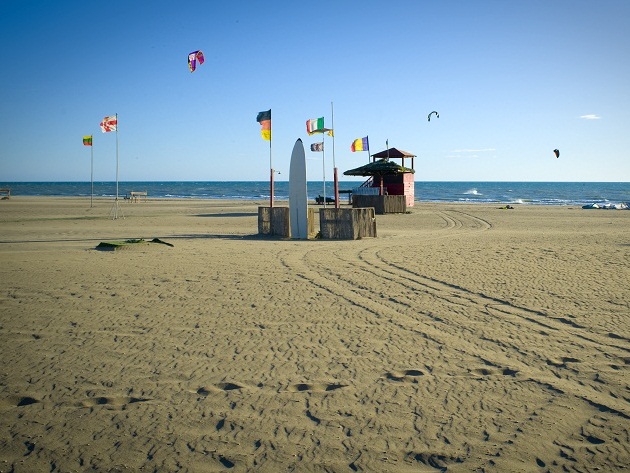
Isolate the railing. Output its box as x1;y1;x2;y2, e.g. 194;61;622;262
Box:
352;187;380;195
358;177;373;188
352;177;379;195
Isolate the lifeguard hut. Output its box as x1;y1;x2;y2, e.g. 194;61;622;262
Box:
344;148;416;213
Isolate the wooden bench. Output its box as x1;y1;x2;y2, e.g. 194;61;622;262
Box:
0;188;10;200
127;191;147;203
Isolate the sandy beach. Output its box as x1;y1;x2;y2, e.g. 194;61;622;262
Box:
0;196;628;472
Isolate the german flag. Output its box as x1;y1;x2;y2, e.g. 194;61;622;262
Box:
256;110;271;141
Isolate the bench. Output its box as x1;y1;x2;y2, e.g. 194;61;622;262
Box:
316;191;353;205
127;191;147;203
0;188;10;200
315;195;336;205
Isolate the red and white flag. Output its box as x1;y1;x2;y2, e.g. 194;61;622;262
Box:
100;115;117;133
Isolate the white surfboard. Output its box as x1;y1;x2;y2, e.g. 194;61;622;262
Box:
289;138;308;239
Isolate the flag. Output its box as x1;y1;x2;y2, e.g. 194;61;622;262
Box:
256;109;271;141
351;136;369;152
310;142;323;152
327;129;334;137
83;135;93;146
306;117;325;135
100;115;117;133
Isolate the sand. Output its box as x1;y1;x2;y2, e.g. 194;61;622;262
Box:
0;196;628;472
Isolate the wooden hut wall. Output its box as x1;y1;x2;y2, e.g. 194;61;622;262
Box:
371;173;415;207
319;207;377;239
352;195;407;214
258;206;290;237
402;173;415;207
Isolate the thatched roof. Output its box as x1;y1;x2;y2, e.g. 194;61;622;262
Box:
371;148;416;159
343;158;415;177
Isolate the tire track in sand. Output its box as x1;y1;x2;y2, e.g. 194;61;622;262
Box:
298;210;629;418
277;208;629;469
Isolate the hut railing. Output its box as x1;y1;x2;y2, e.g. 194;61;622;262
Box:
353;177;381;195
353;186;380;195
358;177;373;188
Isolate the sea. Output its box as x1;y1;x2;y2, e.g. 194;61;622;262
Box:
1;181;628;207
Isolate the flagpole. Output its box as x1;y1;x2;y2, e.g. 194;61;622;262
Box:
322;131;326;207
330;102;336;170
331;101;339;208
269;137;274;208
90;137;94;208
115;113;120;218
109;113;123;219
116;113;119;202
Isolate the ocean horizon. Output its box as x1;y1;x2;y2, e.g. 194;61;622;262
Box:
1;181;628;207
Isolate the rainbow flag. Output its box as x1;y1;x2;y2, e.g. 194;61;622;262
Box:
83;135;93;146
256;110;271;141
306;117;325;135
351;136;369;152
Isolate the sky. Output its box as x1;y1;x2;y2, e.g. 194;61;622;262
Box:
1;0;629;183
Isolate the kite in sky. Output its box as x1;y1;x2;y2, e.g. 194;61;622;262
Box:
428;111;439;121
188;50;205;72
553;149;560;158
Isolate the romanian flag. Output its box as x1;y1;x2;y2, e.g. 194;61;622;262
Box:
83;135;93;146
351;136;369;152
306;117;325;135
100;115;117;133
256;110;271;141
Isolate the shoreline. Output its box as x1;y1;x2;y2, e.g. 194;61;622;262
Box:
1;197;628;471
2;181;628;208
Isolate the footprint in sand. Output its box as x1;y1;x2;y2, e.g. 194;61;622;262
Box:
195;382;245;397
81;396;150;408
546;357;580;368
469;367;520;377
216;382;244;391
287;382;347;393
408;452;463;470
384;369;425;382
0;395;41;410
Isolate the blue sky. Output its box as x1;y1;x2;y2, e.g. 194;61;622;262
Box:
1;0;628;182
